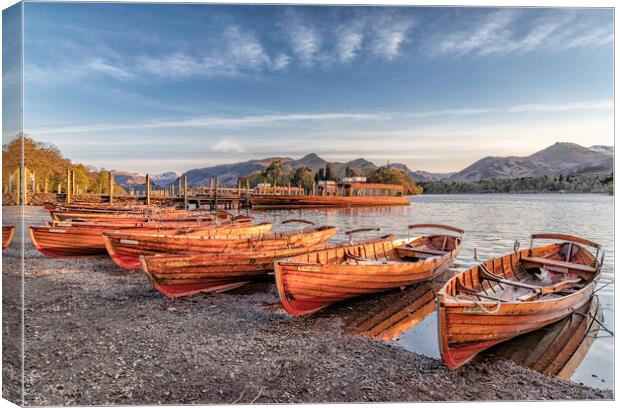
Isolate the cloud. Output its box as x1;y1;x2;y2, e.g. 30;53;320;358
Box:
336;27;364;63
28;112;391;135
432;9;612;57
369;18;415;60
212;138;245;153
285;23;322;65
28;99;612;136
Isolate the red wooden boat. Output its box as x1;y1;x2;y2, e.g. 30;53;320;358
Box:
437;233;603;370
274;224;463;316
3;226;15;251
139;244;332;298
51;209;193;221
104;220;337;270
29;222;271;259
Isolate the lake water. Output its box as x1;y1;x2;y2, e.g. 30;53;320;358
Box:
250;194;614;389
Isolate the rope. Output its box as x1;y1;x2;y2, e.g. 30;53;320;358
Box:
455;294;501;314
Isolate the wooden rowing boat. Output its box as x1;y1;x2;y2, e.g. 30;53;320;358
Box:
437;233;603;370
486;295;602;380
49;202;179;213
104;220;337;270
251;194;410;208
2;226;15;251
51;209;193;221
29;222;272;259
274;224;463;316
139;244;332;298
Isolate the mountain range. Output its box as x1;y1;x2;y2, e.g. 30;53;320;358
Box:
111;142;613;190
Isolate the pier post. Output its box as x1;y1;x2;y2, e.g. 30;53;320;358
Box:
209;178;214;197
44;178;48;193
146;174;151;205
57;183;61;194
214;177;219;209
66;168;72;204
178;178;182;197
109;171;115;204
71;170;76;196
183;175;188;210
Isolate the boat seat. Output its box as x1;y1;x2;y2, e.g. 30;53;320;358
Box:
403;246;447;256
522;256;597;273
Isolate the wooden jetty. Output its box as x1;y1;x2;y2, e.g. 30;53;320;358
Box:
5;169;412;210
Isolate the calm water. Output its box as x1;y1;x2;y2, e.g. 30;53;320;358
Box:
251;194;614;389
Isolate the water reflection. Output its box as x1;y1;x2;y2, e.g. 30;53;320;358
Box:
485;295;604;381
252;194;613;388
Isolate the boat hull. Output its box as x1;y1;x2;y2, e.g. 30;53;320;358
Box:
29;223;271;259
251;194;410;208
275;236;461;316
2;226;15;251
140;245;330;298
437;242;601;370
104;226;337;270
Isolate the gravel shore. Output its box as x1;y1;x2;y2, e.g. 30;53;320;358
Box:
2;207;613;405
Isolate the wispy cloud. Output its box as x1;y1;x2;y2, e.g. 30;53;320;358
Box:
284;21;323;66
433;9;613;57
28;112;391;135
28;99;612;136
212;138;245;153
369;17;415;60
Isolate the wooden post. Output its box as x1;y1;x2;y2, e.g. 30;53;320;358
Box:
109;171;114;204
57;183;61;194
72;170;76;196
214;177;219;209
66;168;72;204
32;171;36;193
209;178;214;197
145;174;151;206
178;178;182;197
183;175;188;210
44;178;48;193
8;173;12;193
312;180;316;196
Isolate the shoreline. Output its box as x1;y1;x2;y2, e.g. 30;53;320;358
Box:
1;207;613;404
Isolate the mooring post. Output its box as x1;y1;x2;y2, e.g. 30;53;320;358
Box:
214;177;219;209
66;168;72;204
145;174;151;205
57;183;61;195
178;177;182;197
109;170;115;204
183;175;188;210
44;178;48;193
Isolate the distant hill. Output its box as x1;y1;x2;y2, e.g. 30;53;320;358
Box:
110;142;613;189
151;171;181;188
448;142;613;182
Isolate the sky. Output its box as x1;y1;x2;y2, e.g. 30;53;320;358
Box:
11;3;615;174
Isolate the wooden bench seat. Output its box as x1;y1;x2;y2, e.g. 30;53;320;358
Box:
522;256;597;273
403;246;447;256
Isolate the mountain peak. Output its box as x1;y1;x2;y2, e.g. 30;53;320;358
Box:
300;153;322;160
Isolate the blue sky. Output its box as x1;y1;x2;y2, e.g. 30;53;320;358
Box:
16;3;614;173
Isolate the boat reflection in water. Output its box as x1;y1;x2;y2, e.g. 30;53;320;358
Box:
342;276;603;381
484;295;603;380
342;281;441;341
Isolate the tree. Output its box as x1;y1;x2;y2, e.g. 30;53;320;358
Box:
316;168;325;181
292;167;315;193
367;167;419;194
324;163;336;181
345;165;363;177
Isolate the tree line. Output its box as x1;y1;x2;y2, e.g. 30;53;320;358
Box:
238;159;423;195
419;173;613;195
2;136;125;194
